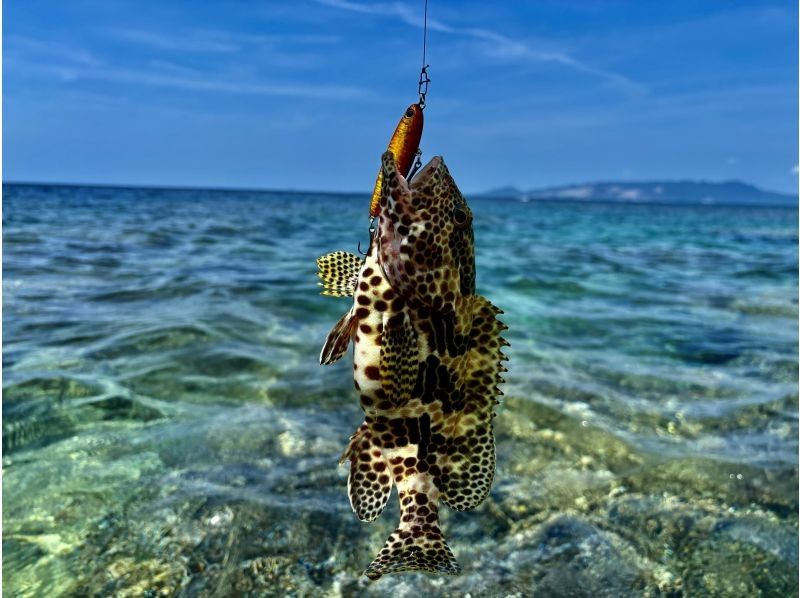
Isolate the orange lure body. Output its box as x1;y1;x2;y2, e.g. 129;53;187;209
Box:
369;103;424;217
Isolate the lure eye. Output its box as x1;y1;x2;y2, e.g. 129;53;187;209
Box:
453;206;469;227
405;107;415;118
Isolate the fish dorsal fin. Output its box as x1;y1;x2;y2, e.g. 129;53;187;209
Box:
341;423;393;522
380;312;419;406
461;295;507;394
316;251;362;297
320;309;358;365
439;294;508;511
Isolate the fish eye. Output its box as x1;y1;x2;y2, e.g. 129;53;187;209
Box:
453;206;469;227
405;107;415;118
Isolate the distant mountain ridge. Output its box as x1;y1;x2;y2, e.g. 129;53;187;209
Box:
478;180;797;206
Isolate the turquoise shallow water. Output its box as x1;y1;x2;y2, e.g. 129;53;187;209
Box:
3;183;798;596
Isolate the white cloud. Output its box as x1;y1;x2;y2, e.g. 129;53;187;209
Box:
315;0;453;32
107;28;342;54
314;0;643;92
6;31;358;100
88;67;370;100
110;29;240;53
6;36;103;66
7;57;371;101
792;164;799;175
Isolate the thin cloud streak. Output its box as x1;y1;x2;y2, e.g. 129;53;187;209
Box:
6;35;104;66
314;0;453;32
6;33;363;100
7;57;373;101
315;0;644;92
109;29;241;53
107;28;342;54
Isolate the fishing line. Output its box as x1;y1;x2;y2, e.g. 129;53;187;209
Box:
417;0;431;109
407;0;430;180
363;0;430;241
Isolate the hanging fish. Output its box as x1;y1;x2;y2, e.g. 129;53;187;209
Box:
368;104;424;217
316;151;508;579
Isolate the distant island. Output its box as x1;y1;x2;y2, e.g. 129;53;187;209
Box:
477;180;797;206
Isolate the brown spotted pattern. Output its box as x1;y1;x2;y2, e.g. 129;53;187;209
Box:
364;485;459;579
379;311;418;406
317;150;507;580
340;423;393;521
439;296;508;510
378;152;476;310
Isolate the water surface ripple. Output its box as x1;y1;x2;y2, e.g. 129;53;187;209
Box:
4;184;798;596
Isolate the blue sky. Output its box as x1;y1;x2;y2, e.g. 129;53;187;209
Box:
4;1;798;193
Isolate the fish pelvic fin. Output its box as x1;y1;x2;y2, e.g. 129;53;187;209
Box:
364;489;460;580
316;251;362;297
319;309;357;365
342;424;393;521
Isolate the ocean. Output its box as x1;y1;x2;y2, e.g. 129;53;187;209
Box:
3;183;798;596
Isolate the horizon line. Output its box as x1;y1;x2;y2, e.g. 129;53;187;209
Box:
4;177;797;198
2;179;370;197
4;179;798;208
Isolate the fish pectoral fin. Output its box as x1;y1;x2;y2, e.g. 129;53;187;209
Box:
439;295;507;511
316;251;362;297
319;309;358;365
380;312;419;406
345;427;393;521
364;521;460;580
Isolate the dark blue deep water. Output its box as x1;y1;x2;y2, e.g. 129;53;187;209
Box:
4;183;798;596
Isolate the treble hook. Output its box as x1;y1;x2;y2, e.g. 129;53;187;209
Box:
358;217;377;255
408;148;423;179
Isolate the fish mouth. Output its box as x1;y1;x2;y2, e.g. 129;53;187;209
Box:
408;156;442;189
377;157;436;291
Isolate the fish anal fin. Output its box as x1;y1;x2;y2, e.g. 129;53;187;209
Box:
320;309;357;365
380;312;418;406
344;425;393;521
440;295;506;511
316;251;362;297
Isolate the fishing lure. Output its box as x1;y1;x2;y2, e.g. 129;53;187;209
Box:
368;103;424;217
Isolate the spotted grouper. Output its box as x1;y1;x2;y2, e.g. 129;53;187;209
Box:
316;151;508;579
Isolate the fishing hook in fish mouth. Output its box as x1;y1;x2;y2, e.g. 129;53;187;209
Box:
358;217;378;255
407;149;424;180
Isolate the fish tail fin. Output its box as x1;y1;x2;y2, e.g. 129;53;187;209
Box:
363;499;460;580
